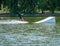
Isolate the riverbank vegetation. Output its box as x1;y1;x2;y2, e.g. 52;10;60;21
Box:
0;0;60;24
0;0;60;15
0;17;46;23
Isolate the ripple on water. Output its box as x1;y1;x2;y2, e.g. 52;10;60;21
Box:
0;24;60;46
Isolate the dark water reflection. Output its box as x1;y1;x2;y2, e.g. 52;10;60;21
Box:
0;24;60;46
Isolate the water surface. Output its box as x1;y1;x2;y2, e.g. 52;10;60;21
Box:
0;24;60;46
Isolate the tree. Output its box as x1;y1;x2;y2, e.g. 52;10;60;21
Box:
18;0;38;13
0;0;39;14
48;0;57;13
0;0;59;15
56;0;60;10
38;0;48;14
0;0;3;10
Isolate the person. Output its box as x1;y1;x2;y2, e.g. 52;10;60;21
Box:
18;13;24;21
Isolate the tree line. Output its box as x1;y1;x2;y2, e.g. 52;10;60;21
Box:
0;0;60;15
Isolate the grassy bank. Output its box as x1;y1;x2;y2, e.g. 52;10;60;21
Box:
0;17;46;23
0;17;60;24
56;17;60;24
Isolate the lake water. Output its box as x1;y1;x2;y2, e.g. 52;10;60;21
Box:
0;24;60;46
0;17;60;46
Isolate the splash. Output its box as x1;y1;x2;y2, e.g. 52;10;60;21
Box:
0;20;28;24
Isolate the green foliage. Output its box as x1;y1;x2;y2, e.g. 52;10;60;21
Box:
57;0;60;10
48;0;57;13
38;0;48;13
0;0;60;15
